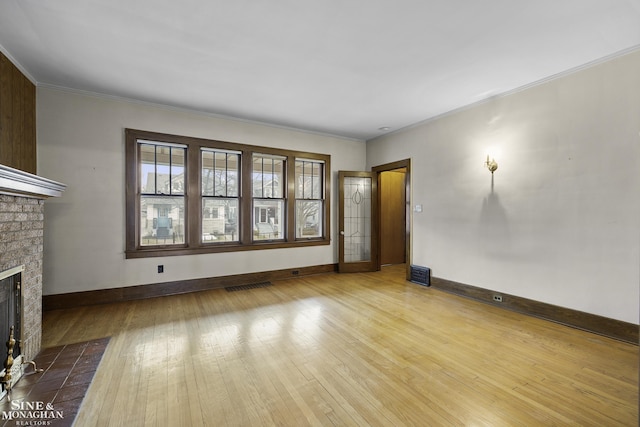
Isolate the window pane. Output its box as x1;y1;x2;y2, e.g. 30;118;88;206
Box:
296;200;322;238
202;151;215;196
311;162;321;198
253;199;284;240
156;146;172;194
253;155;284;198
140;143;185;195
202;199;239;243
225;154;240;197
295;160;323;199
252;157;264;197
171;147;185;195
202;151;240;197
140;144;156;194
271;159;284;197
140;196;185;246
295;161;304;198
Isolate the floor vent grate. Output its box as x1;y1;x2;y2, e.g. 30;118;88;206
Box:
410;265;431;287
225;281;273;292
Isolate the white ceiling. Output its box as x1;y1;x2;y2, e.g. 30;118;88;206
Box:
1;1;639;140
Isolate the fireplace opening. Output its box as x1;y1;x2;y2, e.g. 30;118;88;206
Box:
0;265;23;397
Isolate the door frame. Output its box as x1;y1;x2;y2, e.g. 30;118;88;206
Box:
372;159;411;281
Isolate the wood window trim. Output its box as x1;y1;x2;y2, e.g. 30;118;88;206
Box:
125;128;331;259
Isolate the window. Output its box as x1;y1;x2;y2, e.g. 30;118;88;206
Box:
138;142;186;246
125;129;330;258
295;159;324;239
252;154;285;241
201;148;240;243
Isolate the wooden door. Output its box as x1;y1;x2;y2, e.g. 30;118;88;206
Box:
380;170;406;265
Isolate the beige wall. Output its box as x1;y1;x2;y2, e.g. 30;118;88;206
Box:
367;50;640;324
36;88;366;295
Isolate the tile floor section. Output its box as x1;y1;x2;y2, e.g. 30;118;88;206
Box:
0;337;110;427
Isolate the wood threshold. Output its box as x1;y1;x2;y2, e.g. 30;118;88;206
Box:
431;276;639;345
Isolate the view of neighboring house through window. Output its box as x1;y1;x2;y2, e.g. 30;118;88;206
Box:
252;154;285;241
202;148;240;243
295;159;324;239
139;141;186;246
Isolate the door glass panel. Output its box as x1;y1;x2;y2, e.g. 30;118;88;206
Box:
343;176;371;262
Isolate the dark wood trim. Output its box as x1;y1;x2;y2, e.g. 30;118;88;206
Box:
431;276;639;345
187;140;200;247
43;263;338;311
124;129;138;252
286;155;296;240
124;237;330;258
124;128;331;258
372;159;411;280
240;150;253;245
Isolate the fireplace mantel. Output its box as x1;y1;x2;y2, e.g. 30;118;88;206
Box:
0;164;66;198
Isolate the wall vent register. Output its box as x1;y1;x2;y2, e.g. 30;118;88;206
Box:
410;265;431;287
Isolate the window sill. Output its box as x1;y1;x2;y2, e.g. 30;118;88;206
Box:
125;238;330;259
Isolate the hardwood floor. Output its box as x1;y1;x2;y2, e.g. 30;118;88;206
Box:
42;265;638;426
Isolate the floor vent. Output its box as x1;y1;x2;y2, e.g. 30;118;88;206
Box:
225;281;273;292
410;265;431;287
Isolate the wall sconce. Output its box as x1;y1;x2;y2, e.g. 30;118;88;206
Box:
485;155;498;174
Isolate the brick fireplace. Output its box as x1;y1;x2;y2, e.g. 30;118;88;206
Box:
0;164;65;393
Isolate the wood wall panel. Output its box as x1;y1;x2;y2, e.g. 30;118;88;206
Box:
0;52;36;174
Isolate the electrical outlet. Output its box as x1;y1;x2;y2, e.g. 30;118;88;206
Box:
158;265;164;273
493;294;502;302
